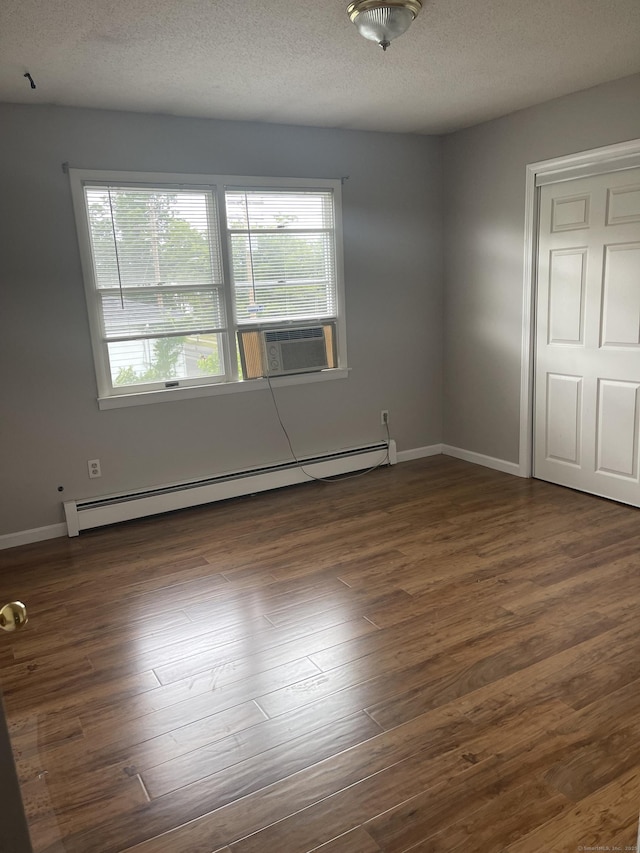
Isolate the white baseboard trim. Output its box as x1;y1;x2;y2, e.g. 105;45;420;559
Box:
441;445;522;477
1;444;521;549
397;444;444;463
0;523;68;551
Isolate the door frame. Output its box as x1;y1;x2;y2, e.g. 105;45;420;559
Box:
0;693;33;852
519;137;640;477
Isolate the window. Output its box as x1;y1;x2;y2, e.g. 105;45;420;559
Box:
70;171;346;407
226;188;336;325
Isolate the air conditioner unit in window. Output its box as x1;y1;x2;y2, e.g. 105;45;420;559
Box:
237;323;337;379
261;326;329;377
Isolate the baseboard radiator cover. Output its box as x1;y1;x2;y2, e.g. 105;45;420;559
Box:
64;440;396;537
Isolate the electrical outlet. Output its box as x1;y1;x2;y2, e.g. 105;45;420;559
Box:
88;459;101;479
381;410;389;425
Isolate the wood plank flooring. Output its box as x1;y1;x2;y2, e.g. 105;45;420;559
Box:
1;456;639;852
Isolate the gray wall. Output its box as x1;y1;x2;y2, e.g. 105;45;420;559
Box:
0;105;443;536
442;73;640;464
6;72;639;538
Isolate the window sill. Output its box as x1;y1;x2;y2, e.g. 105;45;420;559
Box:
97;368;350;410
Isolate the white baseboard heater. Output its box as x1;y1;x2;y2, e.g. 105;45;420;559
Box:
64;440;396;537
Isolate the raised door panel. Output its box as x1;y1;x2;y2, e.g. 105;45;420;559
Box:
545;374;582;466
601;243;640;346
548;249;586;344
606;184;640;225
551;194;591;231
596;380;640;479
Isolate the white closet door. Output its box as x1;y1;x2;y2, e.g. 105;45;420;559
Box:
534;168;640;506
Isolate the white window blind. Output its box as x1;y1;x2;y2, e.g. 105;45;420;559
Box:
83;185;228;389
225;188;337;325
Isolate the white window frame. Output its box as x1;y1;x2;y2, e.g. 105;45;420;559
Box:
69;169;348;409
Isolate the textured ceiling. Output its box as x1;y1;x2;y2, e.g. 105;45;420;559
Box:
1;0;640;135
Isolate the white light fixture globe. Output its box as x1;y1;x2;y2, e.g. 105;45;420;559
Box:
347;0;423;51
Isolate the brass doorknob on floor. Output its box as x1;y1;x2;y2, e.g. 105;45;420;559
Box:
0;601;28;632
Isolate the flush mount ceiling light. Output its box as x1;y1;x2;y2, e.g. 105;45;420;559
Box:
347;0;422;51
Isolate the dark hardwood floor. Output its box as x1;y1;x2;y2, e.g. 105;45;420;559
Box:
1;456;640;852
